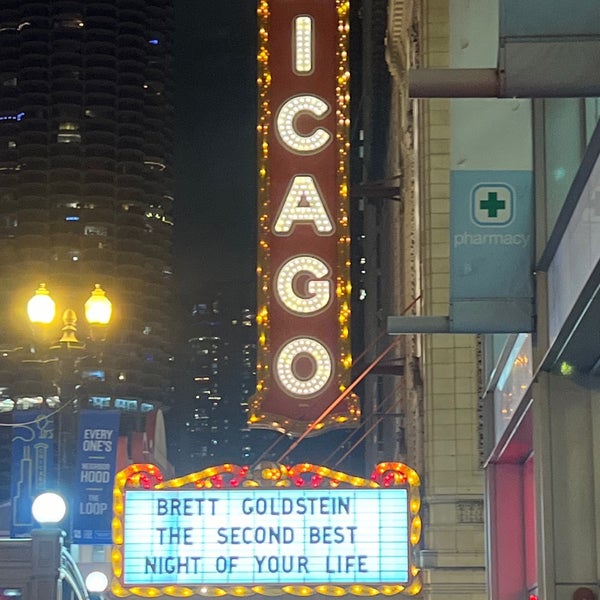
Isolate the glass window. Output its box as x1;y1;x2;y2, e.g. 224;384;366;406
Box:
540;97;600;241
493;334;533;442
55;16;84;29
543;99;585;234
57;122;81;143
89;396;111;409
115;398;138;411
84;224;107;236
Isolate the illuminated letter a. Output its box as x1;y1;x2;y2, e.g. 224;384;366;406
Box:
274;175;333;235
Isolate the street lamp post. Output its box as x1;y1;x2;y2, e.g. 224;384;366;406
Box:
29;491;90;600
26;284;113;493
30;491;67;600
0;491;89;600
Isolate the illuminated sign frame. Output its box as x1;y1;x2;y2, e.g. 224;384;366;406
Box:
111;463;422;597
250;0;359;435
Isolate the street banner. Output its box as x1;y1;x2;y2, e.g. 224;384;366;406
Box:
72;410;120;544
10;410;54;537
250;0;359;436
450;169;534;331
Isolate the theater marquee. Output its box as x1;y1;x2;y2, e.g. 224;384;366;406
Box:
111;463;422;597
250;0;359;435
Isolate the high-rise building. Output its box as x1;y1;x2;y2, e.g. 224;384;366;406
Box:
0;1;174;418
236;307;258;463
180;301;229;469
175;300;256;473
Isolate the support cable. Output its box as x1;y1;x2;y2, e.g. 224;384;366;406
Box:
275;295;421;464
323;380;403;465
334;385;404;467
248;327;390;469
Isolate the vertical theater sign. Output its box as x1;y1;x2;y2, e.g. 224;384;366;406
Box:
250;0;360;435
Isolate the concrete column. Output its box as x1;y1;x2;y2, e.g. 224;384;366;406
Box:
31;529;63;600
534;373;600;600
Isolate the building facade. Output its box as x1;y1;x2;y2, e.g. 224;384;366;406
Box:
368;0;600;599
0;0;174;418
357;0;486;598
479;3;600;600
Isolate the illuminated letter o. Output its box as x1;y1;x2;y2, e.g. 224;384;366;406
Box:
276;256;331;315
276;338;332;396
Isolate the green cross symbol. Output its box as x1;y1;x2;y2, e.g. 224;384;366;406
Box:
480;192;505;218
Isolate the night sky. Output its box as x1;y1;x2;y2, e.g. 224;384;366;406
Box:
170;3;363;473
174;1;258;311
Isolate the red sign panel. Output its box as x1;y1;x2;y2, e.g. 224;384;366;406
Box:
250;0;359;436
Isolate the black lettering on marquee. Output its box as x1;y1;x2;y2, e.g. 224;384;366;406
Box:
156;497;219;516
156;527;193;545
144;556;202;574
255;555;310;574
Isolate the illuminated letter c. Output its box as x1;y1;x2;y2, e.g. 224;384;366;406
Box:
276;95;332;155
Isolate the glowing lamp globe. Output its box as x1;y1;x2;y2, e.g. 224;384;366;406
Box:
85;284;112;325
85;571;109;593
27;284;56;325
31;492;67;525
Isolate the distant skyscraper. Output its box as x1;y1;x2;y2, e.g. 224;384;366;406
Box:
234;307;257;463
0;1;174;413
183;300;229;467
174;300;274;473
176;300;239;471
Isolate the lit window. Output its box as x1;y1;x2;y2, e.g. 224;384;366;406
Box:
144;160;165;171
55;16;84;29
115;398;138;411
57;122;80;143
89;396;111;409
0;112;24;122
84;225;107;236
59;201;78;209
145;206;164;219
82;369;105;382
